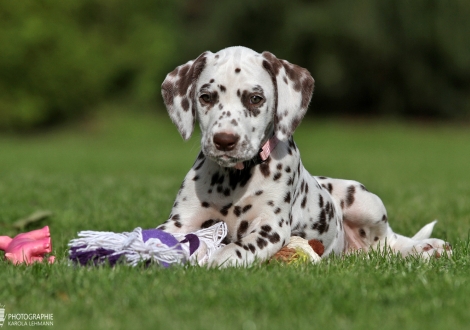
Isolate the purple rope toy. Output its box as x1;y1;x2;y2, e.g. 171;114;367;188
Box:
68;222;227;267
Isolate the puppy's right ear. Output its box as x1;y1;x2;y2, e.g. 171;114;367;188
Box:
261;52;314;141
161;52;209;140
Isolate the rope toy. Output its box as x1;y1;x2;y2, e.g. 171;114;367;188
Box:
68;222;324;267
68;222;227;267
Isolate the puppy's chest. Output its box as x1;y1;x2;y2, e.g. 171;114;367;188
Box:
186;157;282;234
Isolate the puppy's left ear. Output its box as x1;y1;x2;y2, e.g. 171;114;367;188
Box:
261;52;314;141
161;52;209;140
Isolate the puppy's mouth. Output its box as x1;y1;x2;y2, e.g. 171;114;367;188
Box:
203;146;257;168
210;153;249;168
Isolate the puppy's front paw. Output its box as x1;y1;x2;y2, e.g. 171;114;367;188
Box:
207;245;247;268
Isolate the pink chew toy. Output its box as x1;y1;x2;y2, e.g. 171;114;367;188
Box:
0;226;55;265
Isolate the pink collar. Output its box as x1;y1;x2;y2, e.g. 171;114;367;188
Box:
234;135;279;170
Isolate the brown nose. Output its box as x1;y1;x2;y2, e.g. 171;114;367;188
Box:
213;133;240;151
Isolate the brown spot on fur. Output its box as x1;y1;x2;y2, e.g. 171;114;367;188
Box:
261;52;282;76
319;195;324;208
301;196;307;208
321;183;333;194
327;183;333;193
242;205;252;213
161;81;174;106
181;97;189;111
261;225;272;232
284;192;291;203
256;237;268;249
220;203;233;216
194;157;205;171
269;233;280;244
234;206;242;217
346;185;356;207
237;220;249;240
259;162;270;177
201;219;221;229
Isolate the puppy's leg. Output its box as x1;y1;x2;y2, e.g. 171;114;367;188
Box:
208;215;289;267
315;177;452;258
316;178;389;251
385;222;451;258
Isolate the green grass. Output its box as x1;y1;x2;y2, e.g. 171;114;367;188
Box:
1;110;469;330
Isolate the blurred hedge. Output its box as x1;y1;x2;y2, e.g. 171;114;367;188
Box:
0;0;181;130
181;0;470;119
1;0;469;131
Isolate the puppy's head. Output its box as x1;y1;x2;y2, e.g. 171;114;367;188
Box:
162;46;314;168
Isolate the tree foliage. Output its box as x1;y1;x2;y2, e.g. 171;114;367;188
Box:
0;0;181;130
181;0;470;119
0;0;469;130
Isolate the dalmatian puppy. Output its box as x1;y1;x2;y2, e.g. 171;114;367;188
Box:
159;46;451;267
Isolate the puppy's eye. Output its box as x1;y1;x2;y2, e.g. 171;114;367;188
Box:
200;94;211;103
250;95;263;105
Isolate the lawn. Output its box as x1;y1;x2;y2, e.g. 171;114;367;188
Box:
1;109;469;330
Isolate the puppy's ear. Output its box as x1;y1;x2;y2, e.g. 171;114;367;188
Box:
161;52;209;140
261;52;314;141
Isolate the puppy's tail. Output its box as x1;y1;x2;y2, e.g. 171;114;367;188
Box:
411;220;437;240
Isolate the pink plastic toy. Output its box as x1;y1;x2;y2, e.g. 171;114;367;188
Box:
0;226;55;265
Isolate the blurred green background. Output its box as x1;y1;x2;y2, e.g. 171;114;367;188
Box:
0;0;469;131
